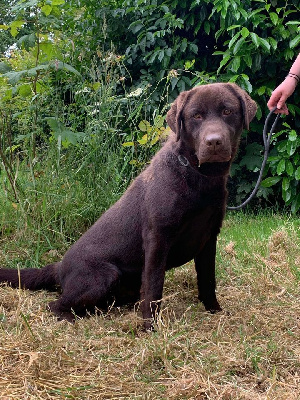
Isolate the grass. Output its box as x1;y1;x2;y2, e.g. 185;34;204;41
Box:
0;211;299;399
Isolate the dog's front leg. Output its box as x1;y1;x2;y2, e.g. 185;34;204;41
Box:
140;233;168;330
194;235;222;313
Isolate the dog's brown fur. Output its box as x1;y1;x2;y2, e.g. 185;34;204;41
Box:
0;83;257;329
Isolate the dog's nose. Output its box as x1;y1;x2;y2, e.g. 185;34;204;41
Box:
205;133;223;150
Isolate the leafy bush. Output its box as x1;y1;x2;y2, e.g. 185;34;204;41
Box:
110;0;300;211
1;0;299;213
262;123;300;213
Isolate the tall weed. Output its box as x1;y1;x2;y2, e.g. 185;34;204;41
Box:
0;49;173;262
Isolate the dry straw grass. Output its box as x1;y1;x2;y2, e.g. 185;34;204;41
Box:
0;218;299;399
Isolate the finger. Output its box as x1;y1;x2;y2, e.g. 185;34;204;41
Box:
280;104;289;115
273;105;289;115
267;94;281;110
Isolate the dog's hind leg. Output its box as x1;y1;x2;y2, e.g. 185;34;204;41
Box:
48;262;121;321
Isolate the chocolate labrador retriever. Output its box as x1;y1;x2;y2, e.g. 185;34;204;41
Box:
0;83;256;329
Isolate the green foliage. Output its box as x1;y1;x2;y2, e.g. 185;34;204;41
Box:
1;0;299;215
261;122;300;213
122;115;171;167
116;0;220;95
0;0;81;162
103;0;299;210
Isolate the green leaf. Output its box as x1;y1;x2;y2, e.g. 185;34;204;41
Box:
295;166;300;180
282;177;289;191
184;60;195;70
52;61;81;76
204;21;210;35
39;42;54;58
51;0;65;4
244;54;253;68
230;56;241;72
129;21;144;34
146;32;154;43
291;193;300;213
10;20;25;37
217;54;231;73
228;32;241;49
290;35;300;49
286;160;294;176
3;70;25;85
158;50;164;62
137;138;148;145
0;62;12;73
268;37;277;50
261;176;281;187
11;0;37;12
277;141;287;152
276;159;285;175
227;25;241;31
258;37;271;52
138;120;151;132
17;33;36;50
41;5;52;16
286;140;297;156
240;75;252;92
122;141;135;147
250;32;259;48
189;43;198;54
282;187;291;202
46;117;60;131
61;129;84;146
233;37;245;55
294;153;300;165
257;86;266;95
286;20;300;25
18;83;32;97
46;117;84;146
269;12;279;25
241;27;249;38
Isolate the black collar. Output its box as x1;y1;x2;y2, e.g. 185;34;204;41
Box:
178;154;199;168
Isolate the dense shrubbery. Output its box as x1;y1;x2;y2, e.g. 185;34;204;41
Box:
0;0;299;222
112;0;300;210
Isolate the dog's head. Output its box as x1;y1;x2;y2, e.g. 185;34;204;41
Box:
166;83;257;172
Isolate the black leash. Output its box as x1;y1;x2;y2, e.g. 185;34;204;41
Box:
227;107;281;211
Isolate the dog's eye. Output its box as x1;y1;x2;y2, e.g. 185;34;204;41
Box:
223;109;232;116
193;113;202;120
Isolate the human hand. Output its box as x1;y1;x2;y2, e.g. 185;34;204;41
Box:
267;76;297;115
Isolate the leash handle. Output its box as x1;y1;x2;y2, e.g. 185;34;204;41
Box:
227;107;280;211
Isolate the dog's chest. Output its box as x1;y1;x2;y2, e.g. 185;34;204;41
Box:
166;206;223;268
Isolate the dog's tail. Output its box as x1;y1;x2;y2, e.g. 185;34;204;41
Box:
0;263;60;291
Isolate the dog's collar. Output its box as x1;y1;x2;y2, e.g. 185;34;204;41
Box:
178;155;190;167
177;154;230;177
178;154;199;168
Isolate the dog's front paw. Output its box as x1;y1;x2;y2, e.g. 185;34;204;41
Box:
143;319;156;332
199;296;222;314
207;304;222;314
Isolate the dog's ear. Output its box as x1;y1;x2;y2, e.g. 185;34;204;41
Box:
228;83;257;130
166;91;190;141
